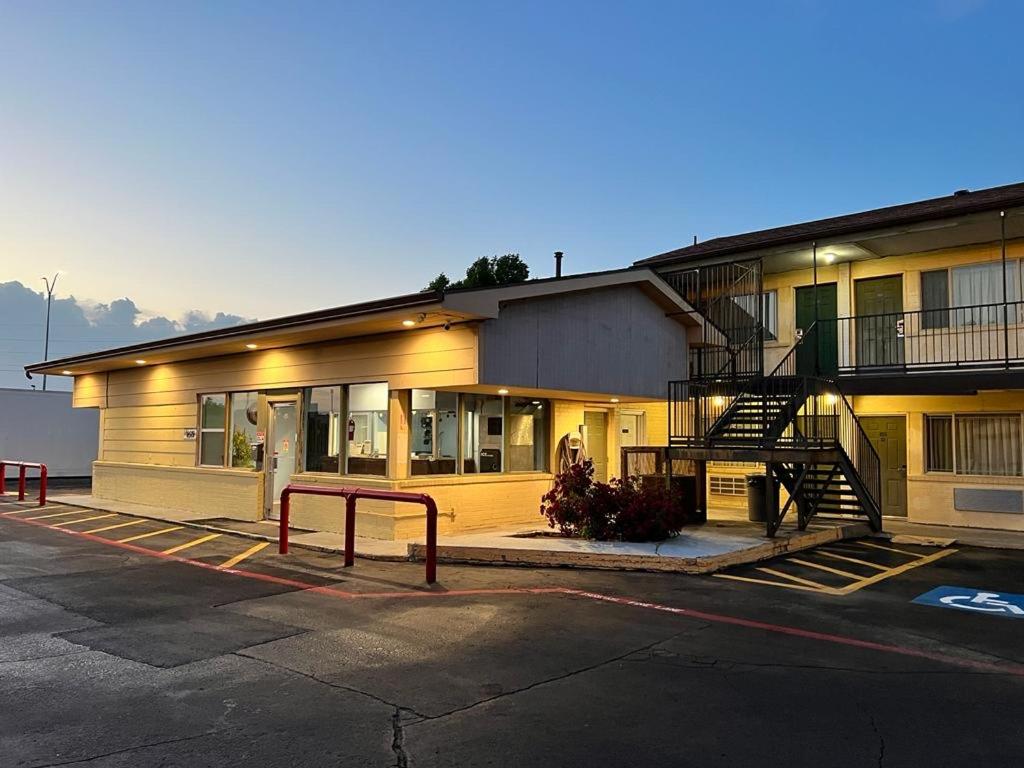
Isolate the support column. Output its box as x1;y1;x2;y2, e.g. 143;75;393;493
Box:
388;389;410;481
694;459;707;524
765;462;780;537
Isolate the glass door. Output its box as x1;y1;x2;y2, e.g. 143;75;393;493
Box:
266;402;297;520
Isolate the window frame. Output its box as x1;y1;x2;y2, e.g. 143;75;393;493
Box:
299;382;390;478
924;411;1024;477
921;260;1022;329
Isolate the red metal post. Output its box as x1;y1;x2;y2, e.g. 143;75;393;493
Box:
38;464;47;506
344;495;357;568
0;462;6;496
279;489;291;554
18;465;27;501
424;495;437;585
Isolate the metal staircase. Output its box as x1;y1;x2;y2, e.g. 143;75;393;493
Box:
663;263;883;537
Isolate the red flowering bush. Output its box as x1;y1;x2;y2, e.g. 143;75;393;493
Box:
540;460;693;542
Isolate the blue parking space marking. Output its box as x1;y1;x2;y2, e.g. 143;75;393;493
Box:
913;586;1024;618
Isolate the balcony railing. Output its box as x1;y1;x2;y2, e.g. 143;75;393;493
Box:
825;301;1024;374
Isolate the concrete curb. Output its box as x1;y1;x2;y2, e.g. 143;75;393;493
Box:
407;523;873;574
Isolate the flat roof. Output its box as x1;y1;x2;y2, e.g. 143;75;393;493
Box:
637;181;1024;268
26;267;694;377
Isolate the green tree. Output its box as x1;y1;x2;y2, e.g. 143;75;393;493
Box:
423;253;530;292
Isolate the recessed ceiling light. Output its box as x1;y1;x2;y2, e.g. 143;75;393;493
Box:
823;252;837;264
497;388;509;395
134;359;146;365
61;370;73;375
531;400;541;405
245;343;258;350
610;398;620;403
402;319;417;327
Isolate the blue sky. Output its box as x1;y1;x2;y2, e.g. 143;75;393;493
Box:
1;0;1022;386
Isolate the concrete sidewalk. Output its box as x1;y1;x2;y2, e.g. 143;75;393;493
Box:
49;492;872;573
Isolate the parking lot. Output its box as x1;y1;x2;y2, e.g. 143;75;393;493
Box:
3;498;1023;767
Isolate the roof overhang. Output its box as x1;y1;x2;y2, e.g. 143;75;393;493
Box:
25;268;698;378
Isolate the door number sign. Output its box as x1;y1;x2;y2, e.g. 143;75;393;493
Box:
913;586;1024;619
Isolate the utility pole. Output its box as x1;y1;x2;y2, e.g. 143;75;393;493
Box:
41;273;59;391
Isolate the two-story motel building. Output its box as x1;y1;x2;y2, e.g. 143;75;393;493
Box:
26;181;1024;536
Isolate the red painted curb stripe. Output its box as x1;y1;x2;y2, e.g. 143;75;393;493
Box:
4;512;1022;678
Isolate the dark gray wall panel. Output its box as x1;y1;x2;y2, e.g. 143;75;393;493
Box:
479;285;687;399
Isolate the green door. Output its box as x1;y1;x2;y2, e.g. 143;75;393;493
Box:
855;276;903;368
859;416;907;517
795;283;838;375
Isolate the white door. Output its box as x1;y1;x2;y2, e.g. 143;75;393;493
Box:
267;402;297;520
619;413;644;448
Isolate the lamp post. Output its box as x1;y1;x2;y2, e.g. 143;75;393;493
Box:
41;273;59;392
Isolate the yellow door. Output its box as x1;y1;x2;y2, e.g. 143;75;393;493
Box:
584;411;609;482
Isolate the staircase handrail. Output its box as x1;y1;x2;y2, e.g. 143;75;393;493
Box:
768;322;817;378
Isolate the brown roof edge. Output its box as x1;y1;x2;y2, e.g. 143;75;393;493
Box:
24;290;443;373
636;181;1024;268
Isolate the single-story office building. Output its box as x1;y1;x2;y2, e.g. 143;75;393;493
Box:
27;270;696;539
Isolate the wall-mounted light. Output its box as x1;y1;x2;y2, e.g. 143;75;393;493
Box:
712;396;725;408
824;393;838;406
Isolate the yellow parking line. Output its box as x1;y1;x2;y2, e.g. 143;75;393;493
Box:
756;566;834;591
837;548;959;595
51;514;117;528
119;526;184;543
855;540;923;557
817;550;890;571
3;505;61;515
27;508;95;521
83;519;147;535
162;533;221;555
218;541;269;569
788;557;863;580
714;572;840;594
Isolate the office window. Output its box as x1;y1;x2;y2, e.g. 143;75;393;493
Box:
925;415;953;472
410;390;459;475
508;398;549;472
925;413;1023;477
229;391;259;469
463;394;504;473
304;386;343;473
199;394;227;466
347;383;388;476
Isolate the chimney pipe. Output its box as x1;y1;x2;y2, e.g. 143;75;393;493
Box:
554;251;564;278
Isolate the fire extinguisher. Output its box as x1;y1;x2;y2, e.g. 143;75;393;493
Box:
348;418;356;441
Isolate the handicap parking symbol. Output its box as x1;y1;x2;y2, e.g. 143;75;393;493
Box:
913;586;1024;619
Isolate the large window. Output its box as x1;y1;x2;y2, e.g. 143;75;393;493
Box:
304;386;342;473
411;390;458;475
921;262;1021;327
925;413;1023;477
198;392;259;469
347;383;388;476
463;394;504;473
508;398;548;471
199;394;226;466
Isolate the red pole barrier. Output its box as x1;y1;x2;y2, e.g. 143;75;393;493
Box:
344;494;356;568
38;464;47;507
279;489;290;554
18;465;27;501
424;495;437;585
0;462;6;496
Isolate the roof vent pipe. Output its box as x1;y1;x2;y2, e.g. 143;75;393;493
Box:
554;251;564;278
954;189;970;197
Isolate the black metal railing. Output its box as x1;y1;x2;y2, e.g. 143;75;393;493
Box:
831;301;1024;373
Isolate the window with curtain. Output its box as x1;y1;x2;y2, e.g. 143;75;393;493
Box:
199;394;226;466
925;415;953;472
926;412;1023;476
955;414;1022;477
950;261;1020;325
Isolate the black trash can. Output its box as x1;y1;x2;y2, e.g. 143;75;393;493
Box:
745;474;779;523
